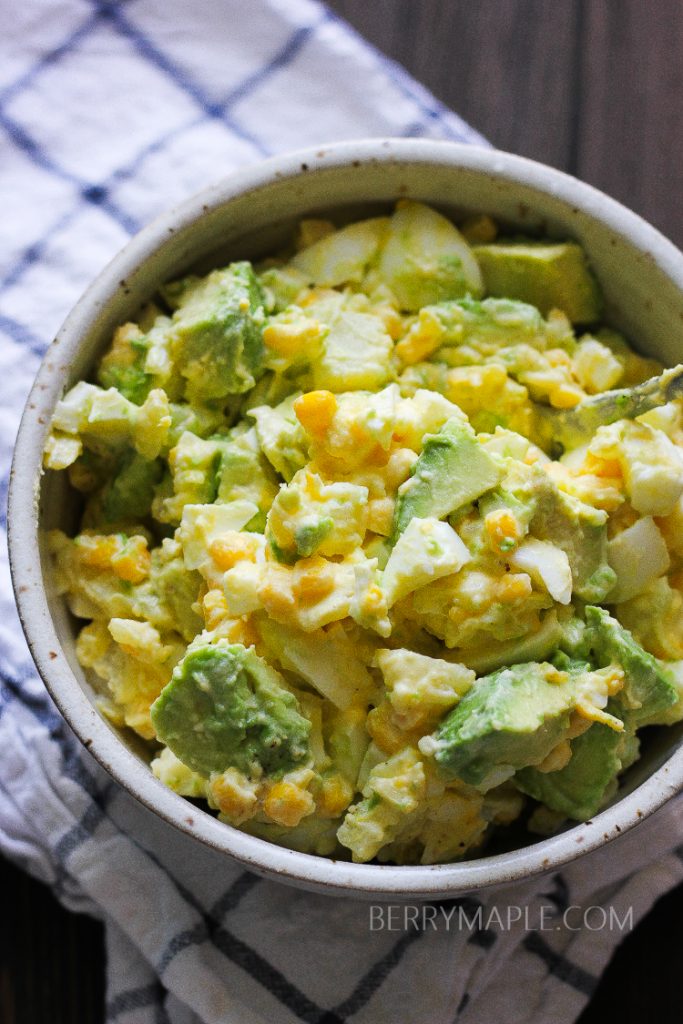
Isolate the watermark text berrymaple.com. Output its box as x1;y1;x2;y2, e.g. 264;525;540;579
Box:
369;903;633;933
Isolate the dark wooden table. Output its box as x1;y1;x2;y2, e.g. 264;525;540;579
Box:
3;1;683;1020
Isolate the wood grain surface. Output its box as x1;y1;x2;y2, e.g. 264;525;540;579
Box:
331;0;683;247
3;2;683;1021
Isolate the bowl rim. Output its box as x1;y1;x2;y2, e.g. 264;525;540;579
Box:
9;137;683;899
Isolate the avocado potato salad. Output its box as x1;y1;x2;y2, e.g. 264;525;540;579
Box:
44;201;683;864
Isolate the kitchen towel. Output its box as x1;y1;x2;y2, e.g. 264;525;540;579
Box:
1;2;682;1022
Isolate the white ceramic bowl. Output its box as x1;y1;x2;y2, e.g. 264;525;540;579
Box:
9;139;683;900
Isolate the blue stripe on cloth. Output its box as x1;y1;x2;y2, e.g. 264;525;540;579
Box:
1;668;75;740
106;982;169;1023
156;915;339;1023
209;870;261;920
1;206;83;293
0;0;484;313
540;873;571;913
157;923;210;977
0;665;115;812
106;114;205;190
522;931;598;996
0;0;138;109
400;121;431;139
321;928;424;1023
153;867;259;978
150;861;345;1024
0;110;143;236
0;312;46;354
0;685;10;723
0;110;84;186
216;14;329;112
154;872;342;1024
0;12;103;108
0;668;115;900
79;185;141;235
0;474;10;529
93;1;272;156
430;896;498;950
455;991;470;1017
461;897;497;949
468;927;496;950
0;111;204;296
154;1001;171;1024
212;927;343;1024
54;800;108;863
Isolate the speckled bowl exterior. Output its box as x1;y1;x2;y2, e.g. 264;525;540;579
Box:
9;140;683;900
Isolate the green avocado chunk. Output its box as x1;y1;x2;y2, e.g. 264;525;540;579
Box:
166;401;226;447
531;485;616;602
97;332;152;405
248;394;309;482
515;707;638;820
429;661;577;789
151;642;311;777
267;521;334;565
461;610;567;675
155;426;278;527
473;240;602;323
477;459;615;602
101;451;163;522
216;427;279;532
424;296;552;360
584;606;678;726
151;545;204;642
392;415;501;539
167;262;266;402
153;432;224;524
